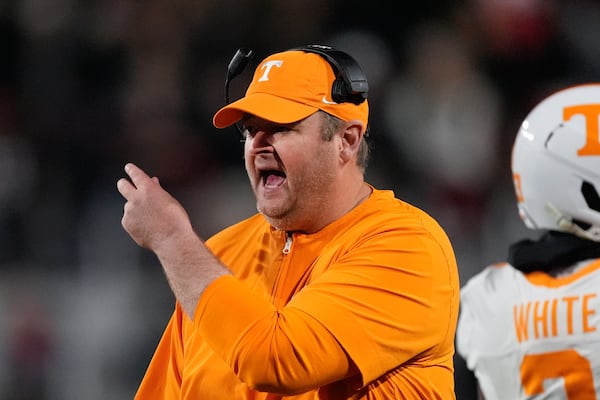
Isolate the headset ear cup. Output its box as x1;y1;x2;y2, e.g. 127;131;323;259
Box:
331;78;348;103
289;45;368;105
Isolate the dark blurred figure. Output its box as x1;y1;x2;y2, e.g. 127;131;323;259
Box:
4;294;55;400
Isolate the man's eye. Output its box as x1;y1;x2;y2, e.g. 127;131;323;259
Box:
241;124;291;138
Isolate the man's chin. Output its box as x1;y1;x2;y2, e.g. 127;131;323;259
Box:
258;204;284;219
258;204;289;226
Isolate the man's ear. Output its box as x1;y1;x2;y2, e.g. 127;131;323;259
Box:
339;120;364;163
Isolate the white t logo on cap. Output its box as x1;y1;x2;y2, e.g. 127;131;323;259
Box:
258;60;283;82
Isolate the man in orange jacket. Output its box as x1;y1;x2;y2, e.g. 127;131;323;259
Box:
117;44;460;399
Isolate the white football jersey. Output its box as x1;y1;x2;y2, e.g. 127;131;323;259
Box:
456;259;600;399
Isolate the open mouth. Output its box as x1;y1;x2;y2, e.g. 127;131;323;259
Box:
261;170;286;188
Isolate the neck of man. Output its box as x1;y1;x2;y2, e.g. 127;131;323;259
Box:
269;181;372;234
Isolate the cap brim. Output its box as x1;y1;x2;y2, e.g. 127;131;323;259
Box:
213;93;319;129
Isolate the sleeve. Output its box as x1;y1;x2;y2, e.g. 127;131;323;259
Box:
135;304;185;400
195;276;356;395
454;264;528;400
456;286;476;367
455;268;497;371
456;264;512;371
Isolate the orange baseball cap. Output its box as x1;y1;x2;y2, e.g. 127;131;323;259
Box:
212;49;369;130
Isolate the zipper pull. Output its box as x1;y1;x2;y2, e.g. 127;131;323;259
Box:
282;233;292;254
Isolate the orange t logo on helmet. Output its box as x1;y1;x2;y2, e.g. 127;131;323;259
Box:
564;104;600;156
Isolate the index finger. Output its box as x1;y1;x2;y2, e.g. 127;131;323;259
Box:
124;163;152;188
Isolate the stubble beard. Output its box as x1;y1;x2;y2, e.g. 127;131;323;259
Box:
257;158;336;232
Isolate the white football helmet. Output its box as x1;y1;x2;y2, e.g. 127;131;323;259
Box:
511;83;600;241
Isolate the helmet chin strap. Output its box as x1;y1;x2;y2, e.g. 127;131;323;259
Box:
545;203;600;242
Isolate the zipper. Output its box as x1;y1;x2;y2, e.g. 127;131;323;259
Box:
282;232;293;254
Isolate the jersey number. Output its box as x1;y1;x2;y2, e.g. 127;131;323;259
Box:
521;349;596;399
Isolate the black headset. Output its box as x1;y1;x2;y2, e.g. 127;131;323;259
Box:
224;44;369;137
289;44;369;105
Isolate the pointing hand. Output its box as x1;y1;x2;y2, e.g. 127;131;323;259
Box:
117;163;193;251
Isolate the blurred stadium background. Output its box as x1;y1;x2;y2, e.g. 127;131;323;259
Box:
0;0;598;398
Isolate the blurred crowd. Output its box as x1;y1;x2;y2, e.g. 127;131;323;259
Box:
0;0;599;399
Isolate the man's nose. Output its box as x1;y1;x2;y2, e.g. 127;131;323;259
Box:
248;129;273;148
